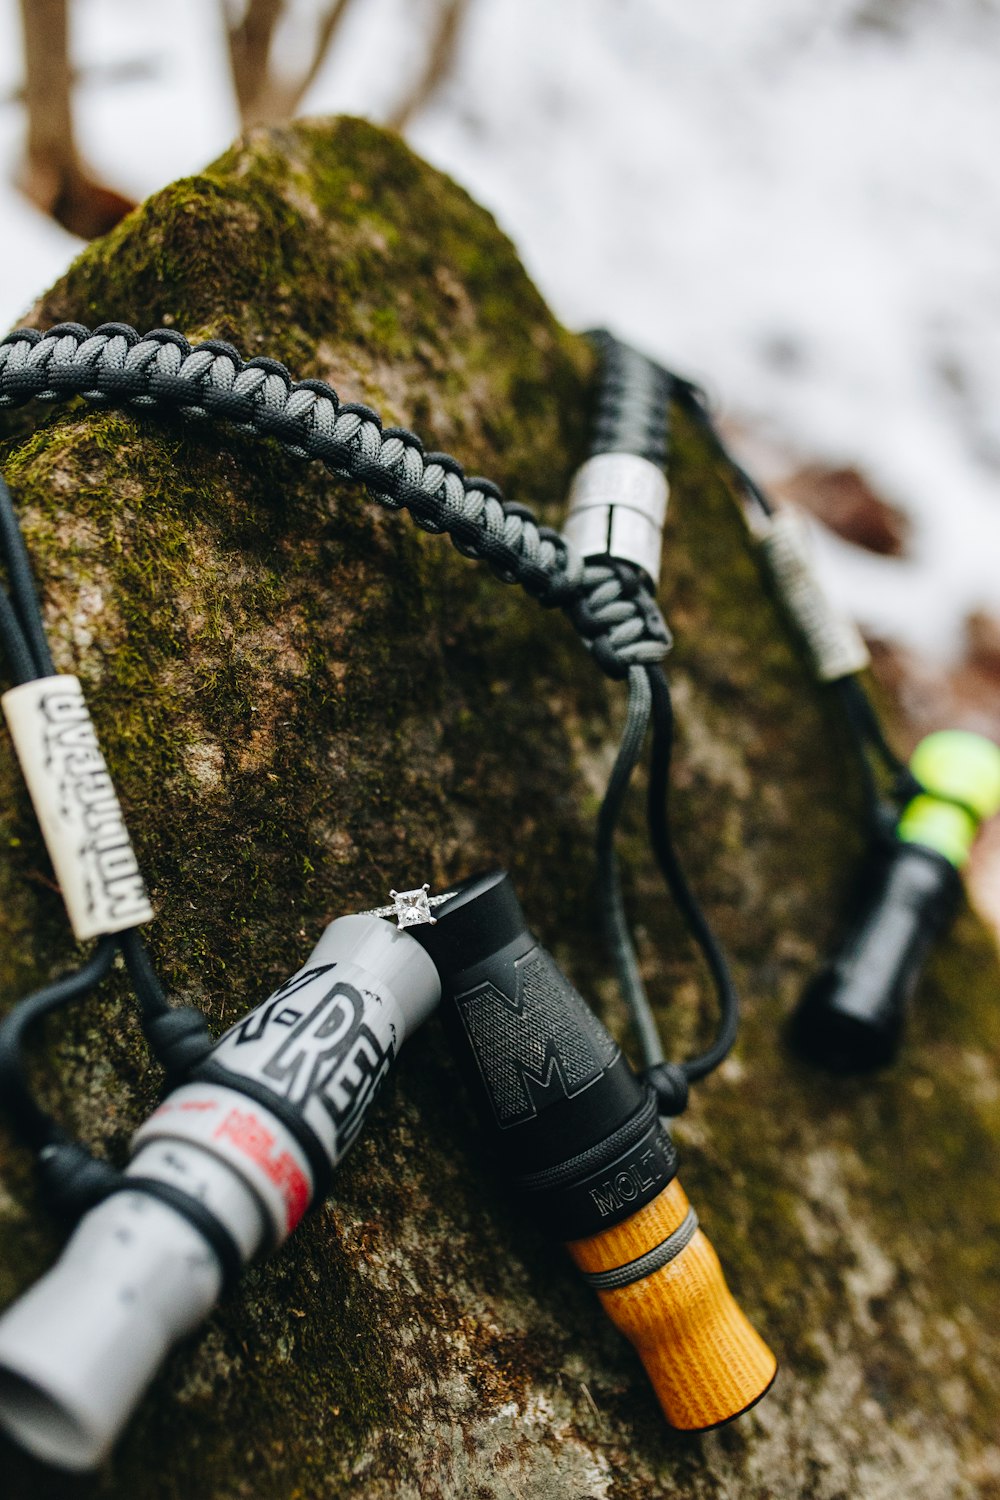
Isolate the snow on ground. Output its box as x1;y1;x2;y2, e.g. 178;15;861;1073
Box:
1;0;998;657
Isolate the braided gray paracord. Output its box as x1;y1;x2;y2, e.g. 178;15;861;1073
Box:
586;328;673;468
0;322;670;678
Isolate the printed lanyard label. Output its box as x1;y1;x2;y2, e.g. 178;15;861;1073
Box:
2;674;153;940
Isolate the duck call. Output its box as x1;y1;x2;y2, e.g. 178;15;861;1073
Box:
0;911;440;1470
792;730;1000;1070
412;870;776;1431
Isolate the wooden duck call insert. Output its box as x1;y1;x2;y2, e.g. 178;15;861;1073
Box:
567;1177;777;1431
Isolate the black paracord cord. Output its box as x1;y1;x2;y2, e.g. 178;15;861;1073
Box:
0;940;116;1152
647;664;740;1085
834;675;912;785
0;472;55;676
833;677;910;830
595;664;661;1061
668;373;776;520
0;469;205;1196
593;660;739;1114
0;472;121;1159
0;583;36;685
587;332;741;1108
666;366;918;833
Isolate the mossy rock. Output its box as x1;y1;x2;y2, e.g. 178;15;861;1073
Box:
0;117;998;1500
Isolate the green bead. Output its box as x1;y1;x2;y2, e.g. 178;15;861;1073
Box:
897;731;1000;866
909;730;1000;821
897;798;977;866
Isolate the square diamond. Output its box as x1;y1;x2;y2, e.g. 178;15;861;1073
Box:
391;886;435;928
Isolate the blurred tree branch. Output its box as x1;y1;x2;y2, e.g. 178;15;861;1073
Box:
225;0;283;122
222;0;471;134
11;0;473;242
222;0;356;129
16;0;135;239
387;0;471;133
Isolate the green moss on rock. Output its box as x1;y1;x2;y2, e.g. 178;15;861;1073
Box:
1;117;998;1499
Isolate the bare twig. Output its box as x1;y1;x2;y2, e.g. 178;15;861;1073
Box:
19;0;74;191
222;0;357;129
386;0;471;134
224;0;284;122
17;0;135;239
275;0;356;117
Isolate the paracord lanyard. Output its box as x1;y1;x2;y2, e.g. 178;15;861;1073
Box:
0;320;739;1216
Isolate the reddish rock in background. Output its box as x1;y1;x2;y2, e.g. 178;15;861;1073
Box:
775;464;910;557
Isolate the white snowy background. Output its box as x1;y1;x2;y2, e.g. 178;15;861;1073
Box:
1;0;999;658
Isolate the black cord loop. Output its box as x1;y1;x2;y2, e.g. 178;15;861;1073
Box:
0;470;197;1193
662;361;929;838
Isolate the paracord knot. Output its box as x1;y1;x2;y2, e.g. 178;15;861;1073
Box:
644;1062;690;1117
37;1140;124;1223
565;561;672;680
144;1006;216;1078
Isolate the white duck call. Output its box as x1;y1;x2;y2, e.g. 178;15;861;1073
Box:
0;904;441;1470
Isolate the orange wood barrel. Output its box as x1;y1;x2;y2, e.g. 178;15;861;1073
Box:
567;1177;777;1430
